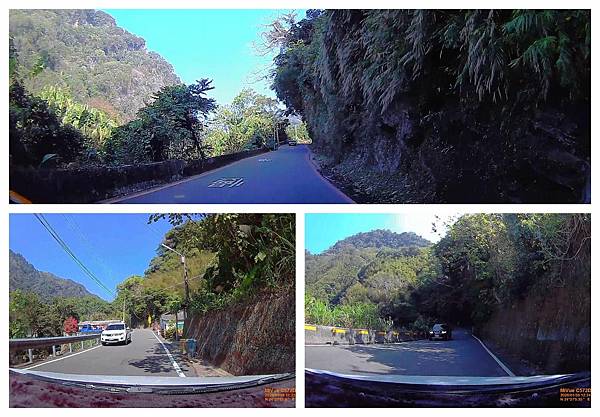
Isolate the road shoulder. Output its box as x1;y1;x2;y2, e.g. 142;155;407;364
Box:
100;148;270;203
475;335;542;376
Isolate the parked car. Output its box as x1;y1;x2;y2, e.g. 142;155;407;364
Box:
101;323;132;345
428;323;452;340
79;324;102;334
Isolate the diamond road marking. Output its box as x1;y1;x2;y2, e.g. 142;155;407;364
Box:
208;178;244;188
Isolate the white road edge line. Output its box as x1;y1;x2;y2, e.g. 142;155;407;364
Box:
152;331;186;378
471;334;516;376
23;345;102;370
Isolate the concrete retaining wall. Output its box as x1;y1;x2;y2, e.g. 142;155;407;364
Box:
305;324;425;345
10;148;268;203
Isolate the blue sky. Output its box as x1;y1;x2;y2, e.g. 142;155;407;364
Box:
305;213;458;254
9;214;174;301
105;9;300;105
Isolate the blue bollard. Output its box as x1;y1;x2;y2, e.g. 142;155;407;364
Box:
186;338;197;358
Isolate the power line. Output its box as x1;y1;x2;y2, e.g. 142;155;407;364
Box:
33;214;115;298
62;214;117;286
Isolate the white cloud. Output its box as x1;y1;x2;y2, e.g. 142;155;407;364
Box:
390;213;461;243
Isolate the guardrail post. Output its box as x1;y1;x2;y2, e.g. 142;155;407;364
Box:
10;334;105;365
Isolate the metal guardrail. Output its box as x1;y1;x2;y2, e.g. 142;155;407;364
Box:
9;334;102;365
9;334;101;352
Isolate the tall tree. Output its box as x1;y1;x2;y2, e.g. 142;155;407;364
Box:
107;80;216;163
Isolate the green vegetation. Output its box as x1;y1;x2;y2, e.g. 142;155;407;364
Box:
270;10;591;202
9;10;180;121
415;214;591;327
306;230;432;305
9;213;295;337
149;214;295;315
273;9;590;136
39;86;119;161
9;290;114;338
285;120;311;144
204;89;288;156
306;214;590;332
9;11;288;170
9;51;86;167
105;80;216;164
305;295;391;329
10;249;102;300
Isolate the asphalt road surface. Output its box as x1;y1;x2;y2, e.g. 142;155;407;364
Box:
306;329;510;377
109;145;353;204
24;329;194;377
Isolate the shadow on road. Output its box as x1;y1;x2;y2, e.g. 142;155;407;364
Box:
128;356;176;374
343;342;460;375
127;345;180;375
306;328;507;377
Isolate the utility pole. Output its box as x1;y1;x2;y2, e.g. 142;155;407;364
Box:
183;259;189;320
161;243;189;337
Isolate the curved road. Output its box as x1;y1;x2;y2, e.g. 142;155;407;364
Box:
108;145;353;204
22;329;194;377
306;329;510;377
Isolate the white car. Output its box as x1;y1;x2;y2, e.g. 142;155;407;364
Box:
101;323;132;345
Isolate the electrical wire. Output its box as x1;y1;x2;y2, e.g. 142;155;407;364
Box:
33;214;115;298
62;214;117;288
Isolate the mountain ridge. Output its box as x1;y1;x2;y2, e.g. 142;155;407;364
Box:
325;229;431;254
9;9;181;121
9;249;101;300
306;230;433;304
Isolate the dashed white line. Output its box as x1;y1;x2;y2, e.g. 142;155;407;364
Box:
472;334;515;376
24;345;102;370
151;331;186;378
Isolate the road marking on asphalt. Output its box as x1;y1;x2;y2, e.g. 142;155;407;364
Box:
151;331;186;378
208;177;244;188
471;334;516;376
23;345;102;370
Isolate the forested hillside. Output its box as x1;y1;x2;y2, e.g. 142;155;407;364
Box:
272;10;591;203
307;214;590;328
9;249;100;300
305;214;590;372
10;214;295;340
9;250;115;338
9;9;180;121
306;230;433;310
9;10;290;173
326;230;430;253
